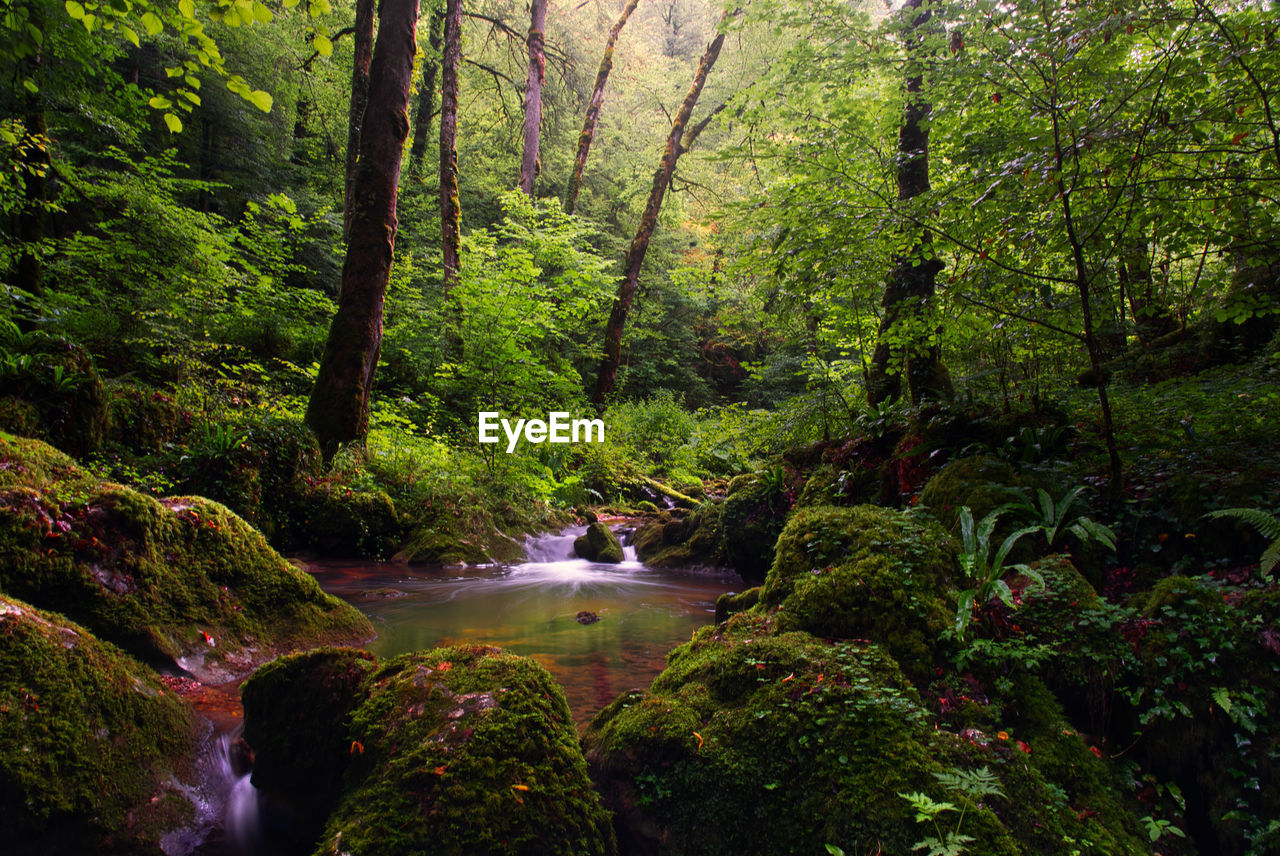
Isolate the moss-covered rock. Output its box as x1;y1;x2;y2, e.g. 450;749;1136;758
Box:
919;455;1023;529
585;615;1150;856
104;382;194;455
633;503;725;569
719;467;794;583
0;336;108;458
0;432;372;683
397;506;528;566
575;521;624;563
296;486;403;559
714;586;760;623
0;594;200;854
761;505;956;678
242;645;617;856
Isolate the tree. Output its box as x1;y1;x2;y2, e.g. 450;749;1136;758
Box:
518;0;549;195
306;0;421;457
593;10;732;404
565;0;642;215
866;0;949;406
440;0;462;292
408;6;445;177
343;0;377;241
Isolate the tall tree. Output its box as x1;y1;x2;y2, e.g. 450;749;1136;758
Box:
306;0;421;457
565;0;641;214
408;6;445;177
439;0;463;292
343;0;378;242
866;0;948;406
518;0;549;195
593;11;731;404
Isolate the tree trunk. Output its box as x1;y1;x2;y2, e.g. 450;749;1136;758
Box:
342;0;378;242
565;0;640;214
592;14;729;404
15;108;49;297
1121;240;1177;345
440;0;462;292
518;0;548;195
408;8;444;177
307;0;420;458
867;0;948;406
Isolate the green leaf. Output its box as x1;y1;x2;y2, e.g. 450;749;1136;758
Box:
64;1;85;19
179;0;195;19
22;78;39;93
1212;687;1231;715
140;11;161;34
122;25;139;46
163;112;183;133
313;32;332;56
246;89;273;112
252;0;273;23
148;95;173;109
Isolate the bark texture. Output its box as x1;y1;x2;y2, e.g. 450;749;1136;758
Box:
867;0;949;406
518;0;548;195
307;0;421;458
439;0;462;292
408;9;444;177
565;0;640;214
592;15;729;404
342;0;378;242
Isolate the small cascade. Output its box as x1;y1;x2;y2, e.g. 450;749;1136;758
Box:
522;526;587;563
180;729;263;856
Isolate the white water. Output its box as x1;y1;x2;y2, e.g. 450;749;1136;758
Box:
180;731;262;855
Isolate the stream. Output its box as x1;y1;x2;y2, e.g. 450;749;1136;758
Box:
189;524;741;855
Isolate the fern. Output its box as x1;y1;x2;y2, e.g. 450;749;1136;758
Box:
1205;508;1280;574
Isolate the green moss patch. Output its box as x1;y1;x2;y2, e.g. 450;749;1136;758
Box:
0;432;372;682
574;521;624;563
0;594;199;854
242;645;617;856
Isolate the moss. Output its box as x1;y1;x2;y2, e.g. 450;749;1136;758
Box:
714;586;761;623
1140;574;1227;619
297;486;403;559
574;521;624;563
919;455;1023;528
719;469;793;583
0;432;372;683
793;463;880;509
0;337;108;457
103;382;194;454
0;395;41;437
0;594;199;854
762;505;957;678
398;509;529;565
585;623;1026;856
244;646;616;856
634;504;725;569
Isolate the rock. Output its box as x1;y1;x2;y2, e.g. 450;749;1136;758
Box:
634;503;726;570
0;335;108;457
242;645;617;856
918;455;1023;529
0;432;372;683
574;522;624;563
576;610;601;625
762;504;957;679
0;594;199;855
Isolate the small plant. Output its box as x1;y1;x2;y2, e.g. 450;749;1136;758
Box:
953;507;1041;639
1204;507;1280;574
1005;485;1117;552
895;766;1005;856
194;422;246;457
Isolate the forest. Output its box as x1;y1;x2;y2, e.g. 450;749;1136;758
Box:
1;0;1278;853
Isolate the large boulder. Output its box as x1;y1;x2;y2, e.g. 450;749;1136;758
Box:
242;645;617;856
0;432;372;683
0;595;199;854
762;504;957;679
719;468;794;583
0;335;108;457
575;522;624;563
633;503;725;570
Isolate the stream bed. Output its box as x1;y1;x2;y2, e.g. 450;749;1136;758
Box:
306;525;743;723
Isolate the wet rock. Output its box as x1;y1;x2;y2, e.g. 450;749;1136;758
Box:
576;610;601;625
574;522;624;563
0;432;373;684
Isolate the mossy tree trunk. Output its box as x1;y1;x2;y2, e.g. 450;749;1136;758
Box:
592;13;730;404
307;0;420;458
342;0;377;242
439;0;462;292
867;0;948;407
518;0;548;195
408;6;444;178
565;0;640;215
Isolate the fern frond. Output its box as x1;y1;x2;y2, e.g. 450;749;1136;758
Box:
1206;507;1280;541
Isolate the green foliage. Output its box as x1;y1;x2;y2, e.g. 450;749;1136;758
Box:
952;507;1039;640
896;766;1004;856
1204;507;1280;574
1004;486;1118;553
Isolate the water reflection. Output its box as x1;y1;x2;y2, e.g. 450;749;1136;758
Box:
307;529;741;723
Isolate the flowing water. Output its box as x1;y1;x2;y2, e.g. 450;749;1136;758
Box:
189;524;739;854
306;525;743;723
